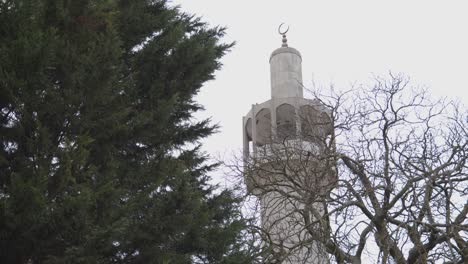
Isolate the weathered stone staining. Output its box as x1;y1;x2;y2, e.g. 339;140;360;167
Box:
270;46;303;99
243;30;335;264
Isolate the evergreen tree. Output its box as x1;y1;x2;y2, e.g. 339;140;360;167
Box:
0;0;250;263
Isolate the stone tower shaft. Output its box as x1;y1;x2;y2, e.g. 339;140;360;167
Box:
270;47;303;99
242;32;336;264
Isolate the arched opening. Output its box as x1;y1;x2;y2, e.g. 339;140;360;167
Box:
245;118;252;141
276;103;296;141
299;105;332;144
255;108;271;146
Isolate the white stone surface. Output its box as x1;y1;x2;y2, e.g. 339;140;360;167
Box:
270;47;303;99
243;41;331;264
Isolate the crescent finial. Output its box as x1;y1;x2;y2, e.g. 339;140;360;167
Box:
278;23;290;36
278;23;289;47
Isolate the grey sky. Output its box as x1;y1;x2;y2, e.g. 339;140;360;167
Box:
170;0;468;164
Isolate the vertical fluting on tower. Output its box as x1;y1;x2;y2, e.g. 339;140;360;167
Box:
242;28;336;263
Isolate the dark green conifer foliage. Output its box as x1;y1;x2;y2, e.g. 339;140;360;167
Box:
0;0;249;263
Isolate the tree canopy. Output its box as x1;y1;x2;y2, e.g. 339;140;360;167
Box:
0;0;250;263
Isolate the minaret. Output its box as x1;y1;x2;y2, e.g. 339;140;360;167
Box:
242;26;336;263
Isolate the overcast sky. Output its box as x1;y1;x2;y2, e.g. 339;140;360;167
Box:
170;0;468;173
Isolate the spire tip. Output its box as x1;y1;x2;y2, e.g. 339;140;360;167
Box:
278;23;289;47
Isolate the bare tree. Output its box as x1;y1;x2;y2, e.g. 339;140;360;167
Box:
232;74;467;263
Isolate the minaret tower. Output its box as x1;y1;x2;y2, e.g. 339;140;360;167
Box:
242;26;336;263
